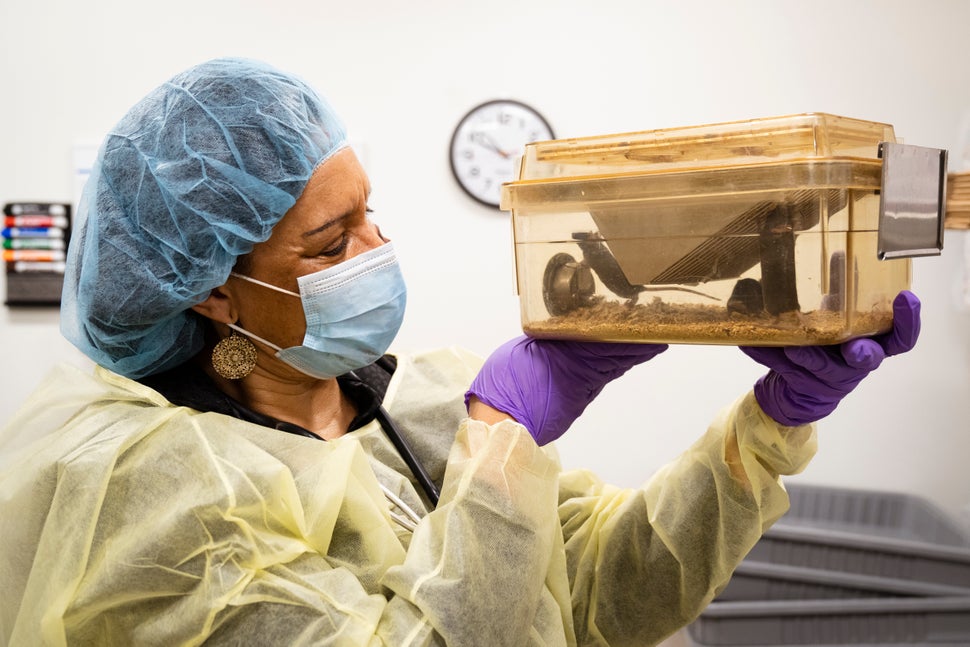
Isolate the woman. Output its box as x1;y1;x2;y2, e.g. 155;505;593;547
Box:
0;58;919;646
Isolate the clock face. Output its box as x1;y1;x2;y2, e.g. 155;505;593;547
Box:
449;100;554;208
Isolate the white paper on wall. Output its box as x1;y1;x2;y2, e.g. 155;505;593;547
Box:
73;143;99;213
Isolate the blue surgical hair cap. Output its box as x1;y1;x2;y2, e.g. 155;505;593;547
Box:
61;57;348;378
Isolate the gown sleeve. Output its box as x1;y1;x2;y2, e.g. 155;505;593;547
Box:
557;391;818;647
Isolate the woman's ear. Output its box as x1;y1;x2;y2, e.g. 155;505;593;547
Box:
191;285;237;324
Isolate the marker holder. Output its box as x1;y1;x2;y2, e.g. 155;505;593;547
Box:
2;202;71;306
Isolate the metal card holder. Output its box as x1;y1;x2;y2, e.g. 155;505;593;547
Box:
878;142;948;259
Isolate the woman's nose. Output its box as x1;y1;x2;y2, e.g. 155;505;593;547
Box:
367;222;389;247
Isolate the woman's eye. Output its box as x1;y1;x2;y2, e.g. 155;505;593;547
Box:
319;233;349;257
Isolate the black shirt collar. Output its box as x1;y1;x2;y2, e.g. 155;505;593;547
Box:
138;361;385;440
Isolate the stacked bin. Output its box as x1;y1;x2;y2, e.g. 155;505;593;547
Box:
686;483;970;646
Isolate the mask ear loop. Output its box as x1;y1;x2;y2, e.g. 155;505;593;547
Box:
227;322;284;353
230;271;301;297
226;273;301;353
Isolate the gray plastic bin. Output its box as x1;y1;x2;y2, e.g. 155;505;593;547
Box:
719;560;970;601
686;597;970;646
690;485;970;643
782;484;970;547
744;523;970;590
730;484;970;594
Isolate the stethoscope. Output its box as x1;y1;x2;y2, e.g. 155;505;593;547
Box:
374;404;440;507
370;406;439;532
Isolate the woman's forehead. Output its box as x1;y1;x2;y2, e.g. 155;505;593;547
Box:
277;148;369;234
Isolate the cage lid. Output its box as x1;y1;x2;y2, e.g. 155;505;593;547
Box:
510;113;896;184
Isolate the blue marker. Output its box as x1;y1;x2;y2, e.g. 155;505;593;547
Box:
1;227;65;238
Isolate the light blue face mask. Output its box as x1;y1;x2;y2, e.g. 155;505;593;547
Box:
229;242;406;379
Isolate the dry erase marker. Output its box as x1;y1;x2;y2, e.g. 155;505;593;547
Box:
2;249;66;262
5;216;69;229
1;227;65;238
4;203;68;217
3;238;66;250
13;261;66;273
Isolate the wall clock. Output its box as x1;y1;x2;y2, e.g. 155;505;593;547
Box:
449;99;555;209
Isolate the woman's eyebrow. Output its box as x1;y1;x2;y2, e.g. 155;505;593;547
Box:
302;212;351;238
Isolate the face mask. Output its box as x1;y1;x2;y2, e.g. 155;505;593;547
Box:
229;242;406;379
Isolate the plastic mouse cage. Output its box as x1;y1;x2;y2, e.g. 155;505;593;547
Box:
501;113;947;346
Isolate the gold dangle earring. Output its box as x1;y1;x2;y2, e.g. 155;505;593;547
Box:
211;327;258;380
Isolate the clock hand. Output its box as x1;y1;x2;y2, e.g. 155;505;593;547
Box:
472;132;511;158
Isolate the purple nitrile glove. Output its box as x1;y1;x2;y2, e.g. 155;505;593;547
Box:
466;335;669;445
740;291;921;426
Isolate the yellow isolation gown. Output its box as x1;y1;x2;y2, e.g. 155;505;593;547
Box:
0;347;816;646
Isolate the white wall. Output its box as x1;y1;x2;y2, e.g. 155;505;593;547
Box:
2;0;969;526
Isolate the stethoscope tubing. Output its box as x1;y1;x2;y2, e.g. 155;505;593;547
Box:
375;405;441;507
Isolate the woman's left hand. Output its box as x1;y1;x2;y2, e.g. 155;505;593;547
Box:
740;291;921;426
